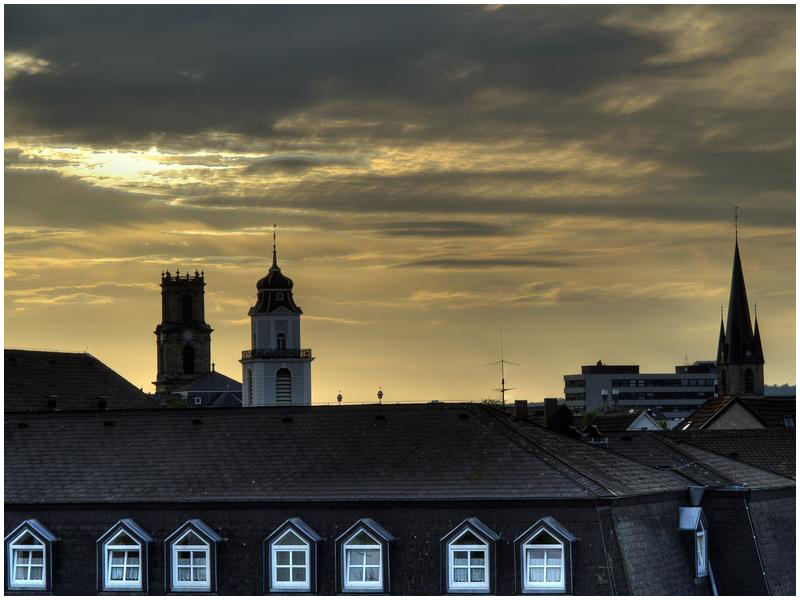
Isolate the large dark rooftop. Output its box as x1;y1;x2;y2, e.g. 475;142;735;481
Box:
5;402;694;505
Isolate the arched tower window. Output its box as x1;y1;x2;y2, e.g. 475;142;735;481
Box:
744;369;754;394
277;333;287;350
276;368;291;403
183;346;195;375
720;369;727;396
182;295;193;321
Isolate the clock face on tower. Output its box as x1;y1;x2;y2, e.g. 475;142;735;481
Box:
183;330;193;342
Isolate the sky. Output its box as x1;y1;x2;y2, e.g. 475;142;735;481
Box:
4;5;796;403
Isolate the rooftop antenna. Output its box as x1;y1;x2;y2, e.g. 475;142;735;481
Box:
336;391;343;406
486;328;518;407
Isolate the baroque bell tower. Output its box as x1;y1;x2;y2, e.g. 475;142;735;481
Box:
154;270;213;393
240;227;313;406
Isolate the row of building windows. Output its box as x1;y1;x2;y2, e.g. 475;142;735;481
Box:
610;378;716;388
5;517;584;594
617;391;713;401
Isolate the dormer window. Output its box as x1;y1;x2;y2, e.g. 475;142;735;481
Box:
522;530;564;591
264;519;322;593
515;516;576;594
679;506;709;579
97;519;153;592
164;520;222;593
695;521;707;577
336;519;395;593
441;518;500;594
5;520;58;592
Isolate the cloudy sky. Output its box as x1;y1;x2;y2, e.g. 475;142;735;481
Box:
4;5;795;402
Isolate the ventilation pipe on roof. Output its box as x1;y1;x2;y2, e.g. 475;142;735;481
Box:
515;400;528;420
688;486;706;507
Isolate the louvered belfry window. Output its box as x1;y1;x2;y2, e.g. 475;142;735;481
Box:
276;368;292;402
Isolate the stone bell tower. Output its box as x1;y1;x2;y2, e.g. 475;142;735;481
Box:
154;270;213;393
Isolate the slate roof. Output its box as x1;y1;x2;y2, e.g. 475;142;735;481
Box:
663;429;795;480
678;395;795;430
5;403;693;505
4;349;157;412
602;432;795;490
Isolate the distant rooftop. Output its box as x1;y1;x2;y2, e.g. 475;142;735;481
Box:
4;349;158;412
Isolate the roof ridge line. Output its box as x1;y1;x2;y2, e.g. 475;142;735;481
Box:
475;405;613;497
651;434;737;485
664;433;796;484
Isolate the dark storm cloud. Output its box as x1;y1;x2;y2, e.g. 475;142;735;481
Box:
4;5;662;144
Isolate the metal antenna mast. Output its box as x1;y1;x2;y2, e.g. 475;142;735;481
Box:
486;329;518;407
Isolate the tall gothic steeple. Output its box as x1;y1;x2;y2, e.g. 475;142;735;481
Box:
716;212;765;396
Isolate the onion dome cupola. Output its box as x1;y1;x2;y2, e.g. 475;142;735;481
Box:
250;226;303;315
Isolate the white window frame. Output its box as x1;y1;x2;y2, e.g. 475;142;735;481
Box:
521;529;565;592
270;530;310;592
447;529;489;593
343;529;383;591
696;523;707;577
8;530;46;590
104;532;142;591
171;530;211;592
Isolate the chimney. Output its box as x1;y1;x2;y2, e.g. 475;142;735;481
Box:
515;400;528;420
544;397;558;427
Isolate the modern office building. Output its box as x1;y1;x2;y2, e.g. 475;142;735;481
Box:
564;360;717;425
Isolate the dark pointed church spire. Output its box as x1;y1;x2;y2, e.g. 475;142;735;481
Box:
752;307;765;364
723;215;755;363
716;306;726;363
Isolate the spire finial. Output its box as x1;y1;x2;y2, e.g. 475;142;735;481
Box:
272;224;278;268
721;303;723;321
734;205;738;241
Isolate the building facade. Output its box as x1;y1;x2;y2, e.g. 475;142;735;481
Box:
153;270;213;394
4;403;794;595
564;361;716;425
241;234;313;406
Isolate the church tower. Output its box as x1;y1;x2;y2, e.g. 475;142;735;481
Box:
154;270;213;393
716;220;765;397
241;228;313;406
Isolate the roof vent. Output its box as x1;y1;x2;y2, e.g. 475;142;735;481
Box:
192;419;202;425
103;421;114;427
17;422;28;429
48;359;56;365
458;413;470;420
282;416;293;423
97;398;108;410
728;451;739;459
375;414;386;421
46;396;58;410
621;435;633;441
